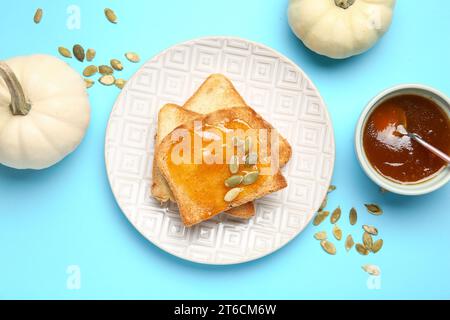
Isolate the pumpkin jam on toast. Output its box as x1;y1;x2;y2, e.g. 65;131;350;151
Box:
156;106;288;227
151;104;255;219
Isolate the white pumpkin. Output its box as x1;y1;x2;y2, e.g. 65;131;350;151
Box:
288;0;396;59
0;55;90;169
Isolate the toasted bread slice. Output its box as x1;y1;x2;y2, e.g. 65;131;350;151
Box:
156;106;288;227
184;74;247;114
151;104;255;219
184;74;292;167
151;104;198;203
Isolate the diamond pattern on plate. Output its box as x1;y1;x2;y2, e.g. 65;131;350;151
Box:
105;37;335;265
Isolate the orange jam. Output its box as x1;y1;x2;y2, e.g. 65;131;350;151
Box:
363;94;450;184
166;119;272;213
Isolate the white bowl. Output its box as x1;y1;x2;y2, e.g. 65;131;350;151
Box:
355;84;450;196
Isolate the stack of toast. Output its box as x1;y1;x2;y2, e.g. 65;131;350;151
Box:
151;74;292;226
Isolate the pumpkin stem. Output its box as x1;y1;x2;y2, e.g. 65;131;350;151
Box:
0;61;31;116
335;0;356;9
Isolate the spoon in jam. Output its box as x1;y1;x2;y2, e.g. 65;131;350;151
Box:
392;110;450;164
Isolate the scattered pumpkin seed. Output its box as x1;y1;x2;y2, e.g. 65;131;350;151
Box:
82;65;98;77
34;8;43;24
104;8;118;24
365;203;383;215
362;225;378;236
58;47;72;58
362;264;381;276
224;188;242;202
110;59;123;71
98;75;115;86
330;207;341;224
125;52;140;63
73;44;85;62
314;231;327;241
355;243;369;256
372;239;384;253
332;224;342;241
363;232;373;251
328;185;336;193
243;171;259;185
225;175;244;188
84;79;94;89
229;155;239;174
345;235;354;252
349;207;357;225
313;211;329;226
99;65;114;75
86;48;96;62
115;78;126;89
320;240;336;255
380;187;388;194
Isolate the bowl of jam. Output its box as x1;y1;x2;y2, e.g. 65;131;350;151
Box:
355;84;450;195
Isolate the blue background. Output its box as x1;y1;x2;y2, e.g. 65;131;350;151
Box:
0;0;449;299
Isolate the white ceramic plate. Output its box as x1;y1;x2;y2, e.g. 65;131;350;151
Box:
105;36;335;265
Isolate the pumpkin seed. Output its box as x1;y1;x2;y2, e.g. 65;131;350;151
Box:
355;243;369;256
99;65;114;75
332;224;342;241
225;175;243;188
320;240;336;255
110;59;123;71
224;188;242;202
363;232;373;251
73;44;85;62
349;207;357;225
362;264;380;276
86;48;96;62
380;187;388;194
229;155;239;174
314;231;327;241
125;52;140;63
345;234;354;252
330;207;341;224
313;211;329;226
362;225;378;236
58;47;72;58
245;152;258;165
99;75;115;86
34;8;43;24
83;65;98;77
319;196;327;212
365;203;383;215
84;79;94;89
115;78;126;89
328;185;336;193
243;171;259;185
104;8;118;24
372;239;384;253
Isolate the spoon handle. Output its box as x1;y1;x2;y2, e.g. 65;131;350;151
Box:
409;133;450;164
